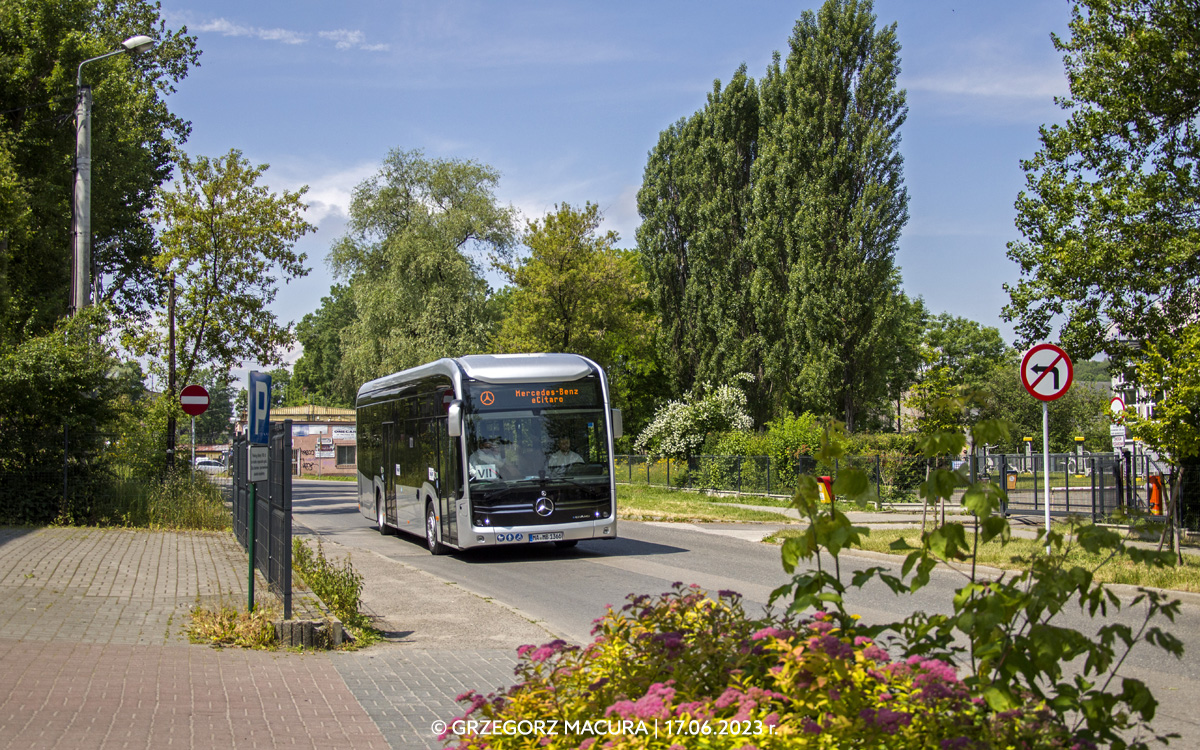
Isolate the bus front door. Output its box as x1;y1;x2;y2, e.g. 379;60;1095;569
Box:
382;422;397;527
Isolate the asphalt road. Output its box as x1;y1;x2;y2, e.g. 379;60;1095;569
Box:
293;479;1200;745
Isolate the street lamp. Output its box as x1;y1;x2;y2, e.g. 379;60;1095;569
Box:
70;34;156;315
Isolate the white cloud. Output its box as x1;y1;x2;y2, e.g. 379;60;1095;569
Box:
194;18;308;45
907;68;1068;101
318;29;390;52
188;16;387;51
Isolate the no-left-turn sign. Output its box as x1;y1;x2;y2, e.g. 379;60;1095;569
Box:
1020;343;1074;402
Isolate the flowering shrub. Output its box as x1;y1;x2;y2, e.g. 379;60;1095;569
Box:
444;586;1080;749
634;376;754;459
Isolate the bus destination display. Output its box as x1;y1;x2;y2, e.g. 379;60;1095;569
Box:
469;380;598;411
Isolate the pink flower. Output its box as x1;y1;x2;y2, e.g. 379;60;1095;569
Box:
752;626;795;640
862;645;891;663
714;686;743;710
528;639;569;663
605;681;677;720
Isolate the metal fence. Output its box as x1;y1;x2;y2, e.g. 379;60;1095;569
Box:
616;451;1185;526
615;453;930;503
230;421;293;618
0;427;233;525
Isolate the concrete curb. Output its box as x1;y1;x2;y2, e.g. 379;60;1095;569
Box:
274;617;343;648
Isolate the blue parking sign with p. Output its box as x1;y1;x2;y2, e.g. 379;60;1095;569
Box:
248;371;272;445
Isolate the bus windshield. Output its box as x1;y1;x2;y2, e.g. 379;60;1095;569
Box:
466;408;610;485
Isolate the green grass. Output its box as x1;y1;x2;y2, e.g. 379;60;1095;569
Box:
616;484;795;523
291;537;381;648
767;525;1200;593
62;469;231;530
295;473;356;482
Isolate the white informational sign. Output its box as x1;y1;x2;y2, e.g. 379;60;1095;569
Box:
292;425;328;437
470;464;499;481
248;444;270;482
1113;434;1126;450
1110;424;1126;437
332;426;357;441
314;450;334;459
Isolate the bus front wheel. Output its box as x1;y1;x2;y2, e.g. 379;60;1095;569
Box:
425;502;447;555
377;496;390;536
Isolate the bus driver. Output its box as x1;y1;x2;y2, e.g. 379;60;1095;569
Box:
547;436;584;475
469;435;509;480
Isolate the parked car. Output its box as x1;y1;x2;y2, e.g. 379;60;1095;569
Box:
194;458;227;475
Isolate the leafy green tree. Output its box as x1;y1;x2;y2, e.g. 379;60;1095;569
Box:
1072;358;1111;383
881;293;927;431
0;308;123;522
496;202;650;361
637;68;764;418
0;0;198;337
751;0;909;432
125;149;313;391
329;149;516;385
904;313;1009;436
1004;0;1200;369
1128;324;1200;555
292;284;356;407
923;313;1007;386
192;368;234;440
495;202;658;438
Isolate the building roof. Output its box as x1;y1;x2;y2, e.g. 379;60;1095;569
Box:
267;405;355;423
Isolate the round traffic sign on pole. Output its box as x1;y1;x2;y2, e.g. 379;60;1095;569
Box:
1020;343;1074;402
180;384;210;416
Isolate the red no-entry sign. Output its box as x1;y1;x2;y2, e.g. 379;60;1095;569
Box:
180;384;210;416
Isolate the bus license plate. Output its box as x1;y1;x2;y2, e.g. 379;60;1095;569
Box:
529;532;563;543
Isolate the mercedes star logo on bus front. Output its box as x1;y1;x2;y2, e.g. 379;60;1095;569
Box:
535;497;554;517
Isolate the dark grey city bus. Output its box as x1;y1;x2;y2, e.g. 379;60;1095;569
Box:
355;353;621;554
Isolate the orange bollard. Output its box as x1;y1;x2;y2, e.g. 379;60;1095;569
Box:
1148;475;1163;516
818;475;834;503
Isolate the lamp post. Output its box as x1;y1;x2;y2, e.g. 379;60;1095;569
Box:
70;34;156;315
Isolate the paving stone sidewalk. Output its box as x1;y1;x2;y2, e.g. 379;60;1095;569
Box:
0;527;536;750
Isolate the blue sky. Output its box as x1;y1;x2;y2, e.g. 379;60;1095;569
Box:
156;0;1075;363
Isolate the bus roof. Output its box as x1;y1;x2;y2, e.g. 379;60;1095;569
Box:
356;353;599;402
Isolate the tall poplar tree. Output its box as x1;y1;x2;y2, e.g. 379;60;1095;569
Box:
752;0;908;431
638;0;909;430
637;67;764;418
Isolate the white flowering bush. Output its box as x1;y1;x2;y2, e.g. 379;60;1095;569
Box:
633;375;754;459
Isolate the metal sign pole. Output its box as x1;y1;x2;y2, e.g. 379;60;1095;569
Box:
191;417;195;470
248;475;256;612
1043;401;1051;552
